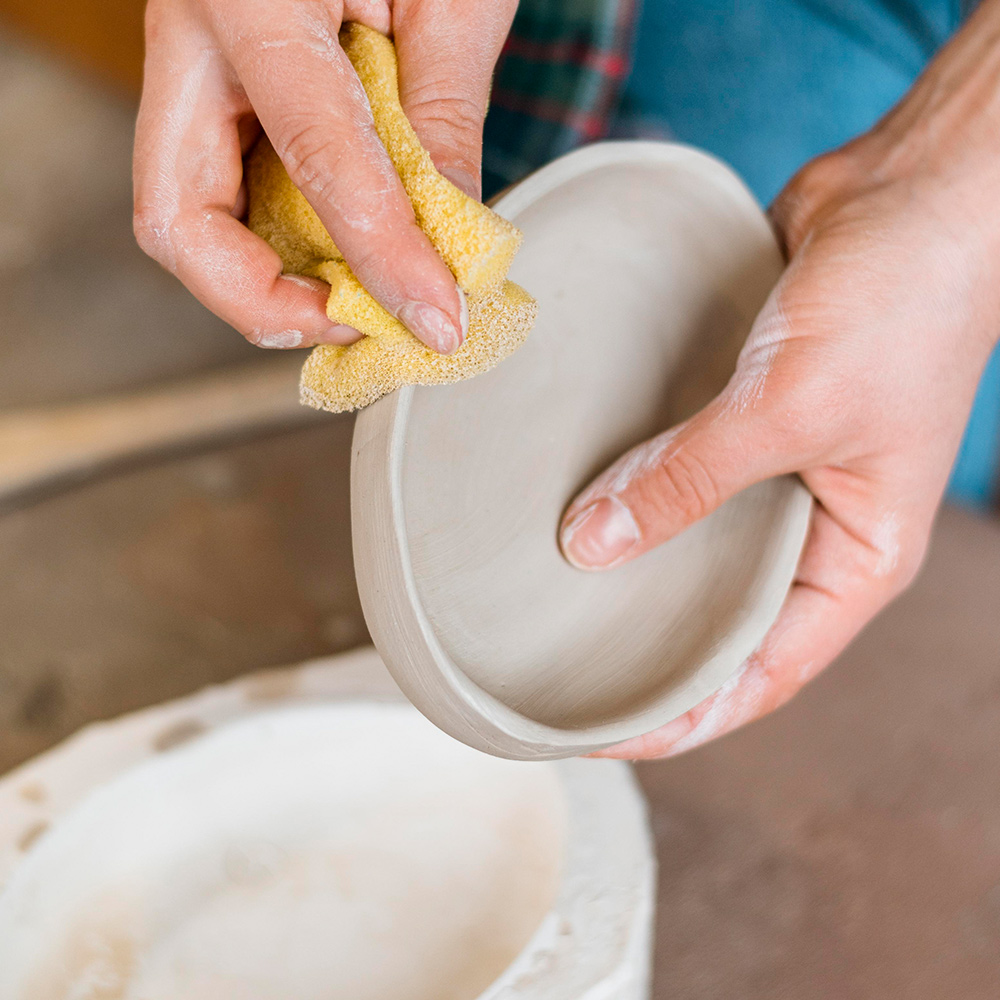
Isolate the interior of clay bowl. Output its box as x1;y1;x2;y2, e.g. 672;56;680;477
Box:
354;143;811;757
0;703;566;1000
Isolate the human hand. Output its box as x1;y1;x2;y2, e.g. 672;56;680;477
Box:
133;0;517;351
560;1;1000;759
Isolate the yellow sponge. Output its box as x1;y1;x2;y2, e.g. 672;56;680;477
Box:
246;22;537;413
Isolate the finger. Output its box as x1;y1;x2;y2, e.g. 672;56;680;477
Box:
591;504;889;759
394;0;518;198
558;270;834;572
134;3;357;348
169;209;363;349
559;399;797;570
769;149;859;259
220;2;466;354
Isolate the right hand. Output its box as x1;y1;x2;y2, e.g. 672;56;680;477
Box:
133;0;518;352
561;0;1000;760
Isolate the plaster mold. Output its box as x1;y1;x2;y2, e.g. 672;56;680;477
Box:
0;648;654;999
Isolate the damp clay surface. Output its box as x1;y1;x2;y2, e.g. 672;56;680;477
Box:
0;703;566;1000
352;143;812;759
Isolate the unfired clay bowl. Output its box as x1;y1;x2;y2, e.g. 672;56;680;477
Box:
352;142;813;760
0;648;654;1000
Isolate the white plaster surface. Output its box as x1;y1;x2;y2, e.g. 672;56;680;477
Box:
0;648;655;999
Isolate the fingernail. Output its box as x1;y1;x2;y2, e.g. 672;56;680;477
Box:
439;166;481;200
398;300;463;355
318;324;363;345
254;329;304;349
561;496;641;570
279;273;327;293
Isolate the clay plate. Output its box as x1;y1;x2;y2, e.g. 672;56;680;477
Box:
352;142;812;760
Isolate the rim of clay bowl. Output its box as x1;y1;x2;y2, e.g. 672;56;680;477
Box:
352;142;813;760
0;647;655;1000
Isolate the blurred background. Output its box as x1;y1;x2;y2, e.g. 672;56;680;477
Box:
1;5;999;996
0;6;367;771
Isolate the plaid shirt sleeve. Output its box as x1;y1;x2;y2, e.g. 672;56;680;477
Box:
482;0;639;199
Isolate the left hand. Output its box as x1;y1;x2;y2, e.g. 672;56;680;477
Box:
559;2;1000;759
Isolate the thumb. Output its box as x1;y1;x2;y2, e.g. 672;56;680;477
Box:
393;0;518;199
559;405;793;571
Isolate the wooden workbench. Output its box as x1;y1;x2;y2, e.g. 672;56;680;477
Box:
0;420;997;997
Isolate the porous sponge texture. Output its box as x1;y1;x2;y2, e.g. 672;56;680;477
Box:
246;22;537;413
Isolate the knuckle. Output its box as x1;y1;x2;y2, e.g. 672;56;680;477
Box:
132;202;174;262
886;543;925;596
653;449;720;525
758;390;832;454
752;350;853;450
772;149;858;254
345;242;389;278
405;88;485;141
782;150;850;211
275;119;345;202
869;513;928;598
343;0;391;23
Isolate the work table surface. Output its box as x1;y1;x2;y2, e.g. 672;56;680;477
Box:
0;420;996;997
638;499;1000;997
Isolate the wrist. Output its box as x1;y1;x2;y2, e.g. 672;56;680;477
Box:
783;1;1000;351
859;1;1000;222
